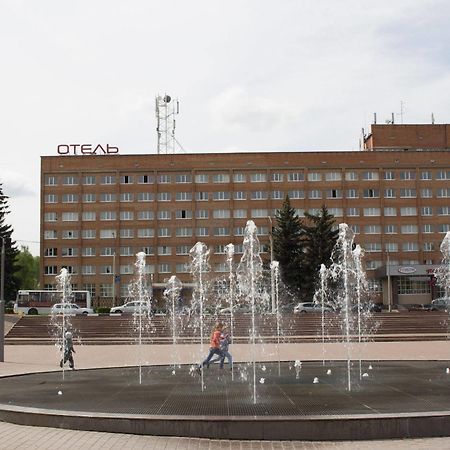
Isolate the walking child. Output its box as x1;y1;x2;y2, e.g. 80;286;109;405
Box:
196;323;223;373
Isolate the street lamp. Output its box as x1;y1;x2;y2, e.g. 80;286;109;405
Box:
0;237;6;362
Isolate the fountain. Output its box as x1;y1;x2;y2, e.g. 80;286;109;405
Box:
435;231;450;301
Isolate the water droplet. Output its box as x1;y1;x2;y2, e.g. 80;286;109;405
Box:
326;369;332;375
362;373;369;378
259;378;265;384
368;365;373;370
313;377;319;384
57;391;62;395
172;370;176;375
446;368;450;374
261;365;266;372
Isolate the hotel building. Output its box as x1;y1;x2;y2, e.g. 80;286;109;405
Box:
40;123;450;308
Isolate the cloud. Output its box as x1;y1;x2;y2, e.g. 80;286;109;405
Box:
0;169;36;198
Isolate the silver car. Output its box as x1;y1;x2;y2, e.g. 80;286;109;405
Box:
294;302;334;314
51;303;94;315
110;301;151;314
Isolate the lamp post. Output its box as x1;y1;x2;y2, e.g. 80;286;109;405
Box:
268;216;275;313
0;237;5;362
112;250;116;307
387;251;392;312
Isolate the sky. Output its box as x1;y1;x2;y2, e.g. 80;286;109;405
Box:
1;0;449;256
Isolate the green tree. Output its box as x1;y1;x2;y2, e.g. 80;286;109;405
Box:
15;246;40;290
0;183;19;301
301;205;339;300
272;196;304;294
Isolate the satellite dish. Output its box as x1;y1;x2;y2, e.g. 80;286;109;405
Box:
164;95;171;103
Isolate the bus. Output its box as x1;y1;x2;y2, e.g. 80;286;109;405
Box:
14;290;92;315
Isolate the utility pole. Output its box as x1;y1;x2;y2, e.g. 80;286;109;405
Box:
0;237;5;362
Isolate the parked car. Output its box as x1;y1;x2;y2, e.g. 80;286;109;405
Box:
219;304;252;314
431;297;450;311
110;301;151;314
408;304;433;312
50;303;94;315
294;302;334;314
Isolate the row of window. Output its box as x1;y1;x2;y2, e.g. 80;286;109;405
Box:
43;206;450;227
44;170;450;186
43;187;450;204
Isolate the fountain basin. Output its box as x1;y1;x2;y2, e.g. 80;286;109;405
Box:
1;361;450;440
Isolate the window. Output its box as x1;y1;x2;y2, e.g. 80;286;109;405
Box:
44;266;58;275
383;171;395;180
365;243;381;252
251;191;268;200
400;207;417;216
195;174;208;183
157;246;172;255
421;207;433;216
213;173;230;183
196;192;209;201
120;175;133;184
62;194;78;203
62;176;78;185
439;224;450;233
176;192;192;201
349;224;360;234
82;265;95;275
176;245;190;255
176;174;192;183
176;209;192;219
420;188;433;198
82;229;96;239
346;189;358;198
233;209;247;218
83;193;96;203
364;225;381;234
100;211;116;221
100;193;116;202
137;228;154;238
436;171;450;180
100;175;116;185
438;206;450;215
345;171;358;181
158;210;173;220
45;176;57;185
385;224;397;234
384;188;396;198
100;265;113;274
307;172;321;181
423;242;435;252
363;189;379;198
138;210;154;220
214;245;226;254
158;264;171;273
257;226;269;235
400;171;416;180
420;171;432;180
402;242;419;252
308;190;322;199
196;209;209;219
234;191;246;200
325;172;341;181
250;173;266;182
384;207;397;216
362;171;379;180
44;248;57;256
234;227;245;236
81;211;96;222
437;188;450;198
385;243;398;252
138;174;154;184
214;227;230;236
82;247;95;256
272;173;284;182
44;230;57;239
120;229;134;238
364;207;380;216
196;227;209;236
327;189;342;199
137;192;154;202
328;208;343;217
213;209;230;219
120;265;133;275
233;173;246;183
288;190;304;199
62;247;78;257
272;190;284;199
141;246;154;255
366;261;383;270
157;192;171;201
347;207;360;216
62;230;79;239
213;191;230;200
401;225;418;234
176;227;192;237
294;208;305;217
158;227;170;237
120;247;133;256
99;284;113;297
175;263;190;273
62;212;78;221
422;224;433;233
251;209;268;218
44;212;57;222
120;193;133;202
400;188;416;198
158;174;171;184
99;229;115;239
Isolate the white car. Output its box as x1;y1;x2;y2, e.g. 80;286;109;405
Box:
110;301;151;314
294;302;334;314
431;297;450;311
51;303;94;315
219;304;252;314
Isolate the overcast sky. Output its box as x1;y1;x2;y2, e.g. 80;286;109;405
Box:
1;0;449;256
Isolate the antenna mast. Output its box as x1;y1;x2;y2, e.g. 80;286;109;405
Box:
155;94;180;154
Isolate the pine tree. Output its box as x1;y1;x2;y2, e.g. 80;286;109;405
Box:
272;196;303;294
0;183;19;303
301;205;338;300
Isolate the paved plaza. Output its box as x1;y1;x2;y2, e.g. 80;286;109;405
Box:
2;340;450;447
